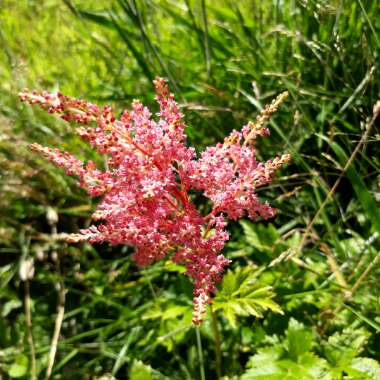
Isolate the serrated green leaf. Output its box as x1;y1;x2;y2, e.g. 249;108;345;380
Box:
286;318;314;360
240;220;263;249
297;353;332;380
214;267;282;327
242;347;283;380
323;327;370;366
241;349;332;380
241;300;264;318
244;286;274;298
251;298;284;315
348;358;380;380
225;308;238;328
229;300;250;316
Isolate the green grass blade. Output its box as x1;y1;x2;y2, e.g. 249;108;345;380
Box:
318;134;380;233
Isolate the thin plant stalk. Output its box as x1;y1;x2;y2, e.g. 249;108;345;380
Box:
196;325;206;380
294;101;380;257
346;250;380;300
200;0;211;76
322;250;380;334
320;242;348;290
46;283;66;378
24;280;37;380
46;214;66;379
210;305;222;379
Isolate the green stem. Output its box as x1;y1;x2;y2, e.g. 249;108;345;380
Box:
210;305;222;379
24;280;37;380
201;0;211;76
196;326;206;380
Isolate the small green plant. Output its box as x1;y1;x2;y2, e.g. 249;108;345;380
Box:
213;266;283;328
241;319;380;380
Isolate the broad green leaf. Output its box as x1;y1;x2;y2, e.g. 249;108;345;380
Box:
285;318;314;360
241;347;283;380
8;354;28;378
297;353;332;380
161;305;190;320
130;360;152;380
2;299;22;317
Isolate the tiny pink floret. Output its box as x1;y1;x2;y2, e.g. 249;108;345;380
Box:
21;78;290;324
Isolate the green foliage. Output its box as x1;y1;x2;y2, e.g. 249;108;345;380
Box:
241;319;329;380
0;0;380;378
213;266;283;328
130;360;152;380
321;327;380;379
241;320;380;380
285;318;314;360
7;354;29;379
242;348;331;380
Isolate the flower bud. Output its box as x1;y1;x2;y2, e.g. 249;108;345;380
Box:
46;206;59;226
19;258;35;281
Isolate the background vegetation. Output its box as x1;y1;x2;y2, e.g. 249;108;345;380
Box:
0;0;379;379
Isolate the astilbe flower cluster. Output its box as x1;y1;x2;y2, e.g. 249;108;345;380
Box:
20;78;290;324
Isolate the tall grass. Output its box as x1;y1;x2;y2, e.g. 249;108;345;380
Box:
0;0;379;378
